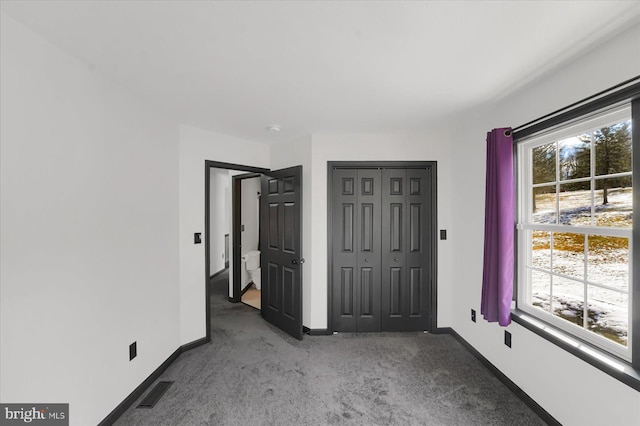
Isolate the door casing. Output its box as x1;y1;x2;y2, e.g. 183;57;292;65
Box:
204;161;269;341
327;161;438;333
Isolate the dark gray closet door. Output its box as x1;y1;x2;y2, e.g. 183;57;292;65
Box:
381;168;431;331
331;169;382;332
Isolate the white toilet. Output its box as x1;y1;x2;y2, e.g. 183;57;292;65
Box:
243;250;261;290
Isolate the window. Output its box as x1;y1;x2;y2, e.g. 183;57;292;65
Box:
517;104;634;362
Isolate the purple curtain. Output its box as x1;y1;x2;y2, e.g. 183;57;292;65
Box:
481;128;514;326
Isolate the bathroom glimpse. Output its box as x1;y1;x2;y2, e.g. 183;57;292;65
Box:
240;176;261;310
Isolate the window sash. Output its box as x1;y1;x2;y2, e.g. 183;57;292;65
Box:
517;106;633;362
531;171;633;188
517;229;633;361
518;223;631;238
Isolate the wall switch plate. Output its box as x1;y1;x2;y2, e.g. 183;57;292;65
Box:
194;233;202;244
129;342;137;360
471;309;476;322
440;229;447;240
241;224;245;232
504;331;512;348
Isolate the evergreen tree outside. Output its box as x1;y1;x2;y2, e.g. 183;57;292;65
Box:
532;142;556;212
593;121;632;204
538;120;632;205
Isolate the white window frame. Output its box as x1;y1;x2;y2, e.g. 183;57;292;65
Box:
516;104;633;361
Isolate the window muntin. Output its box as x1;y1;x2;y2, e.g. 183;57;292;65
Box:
518;105;632;361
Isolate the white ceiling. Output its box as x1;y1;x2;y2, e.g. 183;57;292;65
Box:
2;1;639;143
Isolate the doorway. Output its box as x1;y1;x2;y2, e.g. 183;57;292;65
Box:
204;161;304;341
327;161;438;333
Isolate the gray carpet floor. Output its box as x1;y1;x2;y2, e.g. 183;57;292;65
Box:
114;271;545;425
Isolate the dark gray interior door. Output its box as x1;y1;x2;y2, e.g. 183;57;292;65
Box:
260;166;303;340
331;169;382;332
381;168;431;331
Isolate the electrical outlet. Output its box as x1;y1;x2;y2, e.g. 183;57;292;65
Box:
504;331;512;348
129;342;137;360
471;309;476;322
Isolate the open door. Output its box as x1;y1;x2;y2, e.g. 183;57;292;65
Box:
260;166;303;340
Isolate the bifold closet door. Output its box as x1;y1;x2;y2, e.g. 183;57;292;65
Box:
381;168;431;331
331;169;382;332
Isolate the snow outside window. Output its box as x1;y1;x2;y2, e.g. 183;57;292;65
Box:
517;105;633;361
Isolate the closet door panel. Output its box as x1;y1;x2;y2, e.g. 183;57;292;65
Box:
381;169;407;330
332;168;382;332
381;168;431;331
332;169;358;331
405;168;430;325
355;169;382;331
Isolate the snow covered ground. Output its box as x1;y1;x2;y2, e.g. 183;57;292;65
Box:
534;186;632;227
529;187;632;346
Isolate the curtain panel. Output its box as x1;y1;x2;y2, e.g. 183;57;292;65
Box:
481;128;514;326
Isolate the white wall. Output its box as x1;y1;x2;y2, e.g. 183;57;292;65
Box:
0;14;180;426
209;168;230;274
240;177;260;256
306;133;454;330
448;23;640;425
179;125;270;343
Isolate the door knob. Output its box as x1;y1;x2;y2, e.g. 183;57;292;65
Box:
291;259;298;265
300;258;305;264
394;258;399;262
364;259;369;263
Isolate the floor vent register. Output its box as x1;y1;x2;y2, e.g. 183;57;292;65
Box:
137;381;174;409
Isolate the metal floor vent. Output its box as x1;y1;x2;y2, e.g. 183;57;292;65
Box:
137;381;174;408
